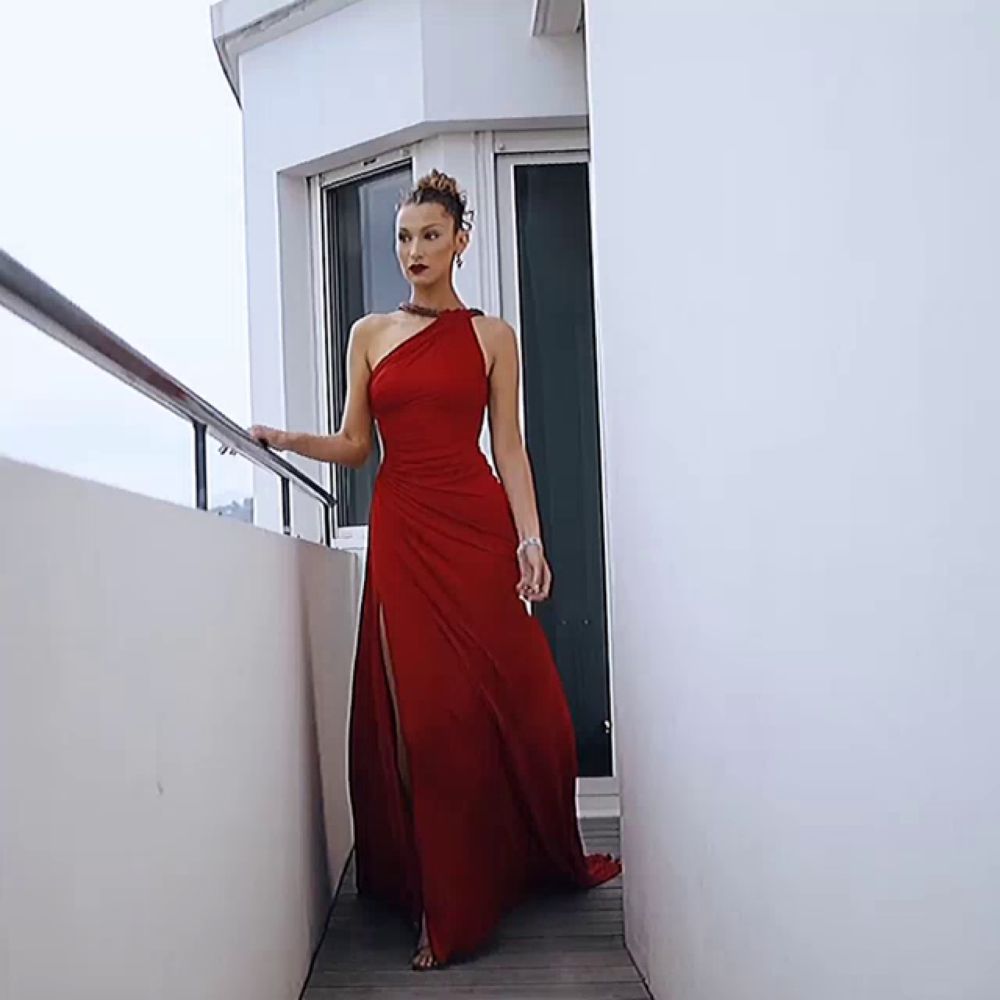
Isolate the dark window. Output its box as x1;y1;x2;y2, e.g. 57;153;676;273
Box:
324;164;411;527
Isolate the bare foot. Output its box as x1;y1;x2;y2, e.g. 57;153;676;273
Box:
411;912;439;971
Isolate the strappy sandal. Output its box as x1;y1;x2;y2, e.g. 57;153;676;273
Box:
411;945;439;971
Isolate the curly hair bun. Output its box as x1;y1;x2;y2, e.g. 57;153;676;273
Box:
403;169;474;232
417;169;462;199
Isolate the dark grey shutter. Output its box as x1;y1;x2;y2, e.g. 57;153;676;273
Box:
514;162;613;777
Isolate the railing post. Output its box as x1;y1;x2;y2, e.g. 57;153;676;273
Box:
193;421;208;510
281;478;292;536
323;502;334;547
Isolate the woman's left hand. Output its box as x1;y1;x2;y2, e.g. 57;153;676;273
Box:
517;545;552;602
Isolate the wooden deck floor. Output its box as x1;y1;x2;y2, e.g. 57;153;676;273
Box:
302;816;651;999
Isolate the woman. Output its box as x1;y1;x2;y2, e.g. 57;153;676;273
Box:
236;170;621;969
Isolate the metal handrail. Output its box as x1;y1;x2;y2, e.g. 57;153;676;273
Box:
0;248;336;543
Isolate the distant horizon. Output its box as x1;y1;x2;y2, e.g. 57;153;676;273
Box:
0;0;253;510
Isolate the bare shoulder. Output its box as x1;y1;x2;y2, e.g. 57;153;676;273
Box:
350;312;395;338
471;313;517;351
348;312;395;358
471;313;514;337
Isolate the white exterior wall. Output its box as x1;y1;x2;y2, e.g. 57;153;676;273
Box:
585;4;1000;999
0;457;361;1000
230;0;586;533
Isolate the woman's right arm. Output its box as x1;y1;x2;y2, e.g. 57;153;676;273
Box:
254;316;376;469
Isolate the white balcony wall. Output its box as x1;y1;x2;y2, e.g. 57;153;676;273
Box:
584;3;1000;999
222;0;586;531
0;457;361;1000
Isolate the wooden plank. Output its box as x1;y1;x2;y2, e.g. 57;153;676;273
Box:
309;964;641;988
304;817;650;999
324;911;624;936
315;937;630;966
305;986;649;999
313;949;634;973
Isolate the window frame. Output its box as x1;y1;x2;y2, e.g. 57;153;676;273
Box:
310;148;414;546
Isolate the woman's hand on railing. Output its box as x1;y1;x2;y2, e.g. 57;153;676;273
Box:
220;426;369;467
219;424;288;455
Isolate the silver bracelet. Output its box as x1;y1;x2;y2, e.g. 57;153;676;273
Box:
517;536;543;555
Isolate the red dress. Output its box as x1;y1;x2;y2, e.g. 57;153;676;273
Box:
347;308;621;963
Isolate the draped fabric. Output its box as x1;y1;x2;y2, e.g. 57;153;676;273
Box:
347;308;621;963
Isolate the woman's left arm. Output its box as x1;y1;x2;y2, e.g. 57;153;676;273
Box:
479;316;552;602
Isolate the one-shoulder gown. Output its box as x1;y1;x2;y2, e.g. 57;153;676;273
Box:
347;307;621;963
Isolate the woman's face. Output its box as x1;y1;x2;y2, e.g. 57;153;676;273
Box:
396;202;468;288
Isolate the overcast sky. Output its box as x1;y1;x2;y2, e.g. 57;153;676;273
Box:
0;0;252;507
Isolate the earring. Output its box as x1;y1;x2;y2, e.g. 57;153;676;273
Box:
456;253;464;269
